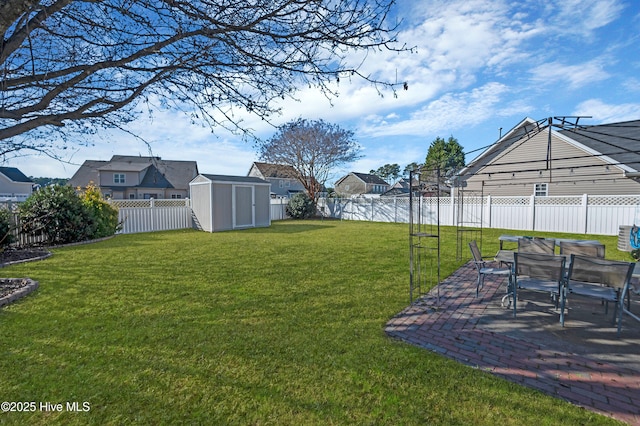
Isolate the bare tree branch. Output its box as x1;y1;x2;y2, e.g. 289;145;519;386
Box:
257;118;362;202
1;0;408;157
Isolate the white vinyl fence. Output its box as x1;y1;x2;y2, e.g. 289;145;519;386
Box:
319;194;640;236
109;199;193;234
270;198;289;220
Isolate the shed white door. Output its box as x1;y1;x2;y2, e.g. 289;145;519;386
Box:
233;185;255;228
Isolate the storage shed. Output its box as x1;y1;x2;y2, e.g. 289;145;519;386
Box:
190;174;271;232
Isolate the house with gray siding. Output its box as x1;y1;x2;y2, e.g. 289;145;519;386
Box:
247;162;306;198
458;117;640;196
0;167;33;200
334;172;390;198
69;155;198;199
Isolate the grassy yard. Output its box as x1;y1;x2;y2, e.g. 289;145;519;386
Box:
0;220;626;425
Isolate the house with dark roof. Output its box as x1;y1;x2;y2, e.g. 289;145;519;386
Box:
247;162;306;198
458;117;640;196
68;156;198;199
0;166;34;201
334;172;390;198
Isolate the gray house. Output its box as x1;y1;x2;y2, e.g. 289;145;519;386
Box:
0;167;33;201
69;155;198;199
247;162;306;199
334;172;390;198
459;117;640;196
189;174;271;232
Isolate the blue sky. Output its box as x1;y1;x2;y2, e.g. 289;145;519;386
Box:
8;0;640;183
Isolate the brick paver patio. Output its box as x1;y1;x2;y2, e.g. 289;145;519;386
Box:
385;261;640;425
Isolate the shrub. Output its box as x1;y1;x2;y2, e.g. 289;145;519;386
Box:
19;184;96;245
286;193;316;219
80;184;120;238
0;208;14;248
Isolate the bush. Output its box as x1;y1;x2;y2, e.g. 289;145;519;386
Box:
81;184;120;238
286;193;316;219
0;208;14;247
19;184;96;245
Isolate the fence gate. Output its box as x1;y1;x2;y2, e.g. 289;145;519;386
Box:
409;168;441;304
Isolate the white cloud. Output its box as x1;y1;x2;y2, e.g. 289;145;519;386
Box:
550;0;624;37
529;58;610;89
359;82;513;138
573;99;640;123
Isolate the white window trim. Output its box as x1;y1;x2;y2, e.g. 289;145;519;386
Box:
534;183;548;197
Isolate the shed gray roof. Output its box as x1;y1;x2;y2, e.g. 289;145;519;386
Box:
199;174;270;185
0;166;33;183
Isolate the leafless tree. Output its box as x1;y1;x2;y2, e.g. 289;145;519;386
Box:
257;118;360;202
0;0;406;160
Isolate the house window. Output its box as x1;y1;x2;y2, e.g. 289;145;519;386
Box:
171;194;182;199
279;180;284;188
129;194;135;199
534;183;548;196
114;173;125;184
285;180;290;187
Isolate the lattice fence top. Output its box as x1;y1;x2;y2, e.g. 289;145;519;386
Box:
534;196;582;205
109;199;190;208
491;197;530;205
588;195;640;206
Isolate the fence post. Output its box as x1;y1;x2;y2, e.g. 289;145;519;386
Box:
371;198;374;222
486;194;491;228
530;195;536;231
582;193;588;234
150;198;155;231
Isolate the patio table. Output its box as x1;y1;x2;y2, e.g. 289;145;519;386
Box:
497;250;640;326
498;235;602;250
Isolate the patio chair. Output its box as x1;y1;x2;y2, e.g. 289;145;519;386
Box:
559;241;605;258
518;237;556;254
512;252;566;321
563;254;635;334
468;240;511;297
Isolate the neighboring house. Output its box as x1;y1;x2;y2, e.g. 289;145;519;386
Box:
247;162;306;198
0;167;34;201
334;172;389;198
381;178;411;197
458;117;640;196
381;177;450;197
68;155;198;199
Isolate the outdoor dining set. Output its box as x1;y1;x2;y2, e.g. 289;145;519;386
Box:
469;236;640;335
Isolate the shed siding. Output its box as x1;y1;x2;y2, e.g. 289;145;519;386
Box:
255;186;271;227
190;182;212;232
464;130;640;196
213;183;233;231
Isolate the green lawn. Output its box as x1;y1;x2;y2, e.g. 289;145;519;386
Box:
0;221;625;425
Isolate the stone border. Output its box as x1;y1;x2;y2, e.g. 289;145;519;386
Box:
1;251;52;268
0;278;39;308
